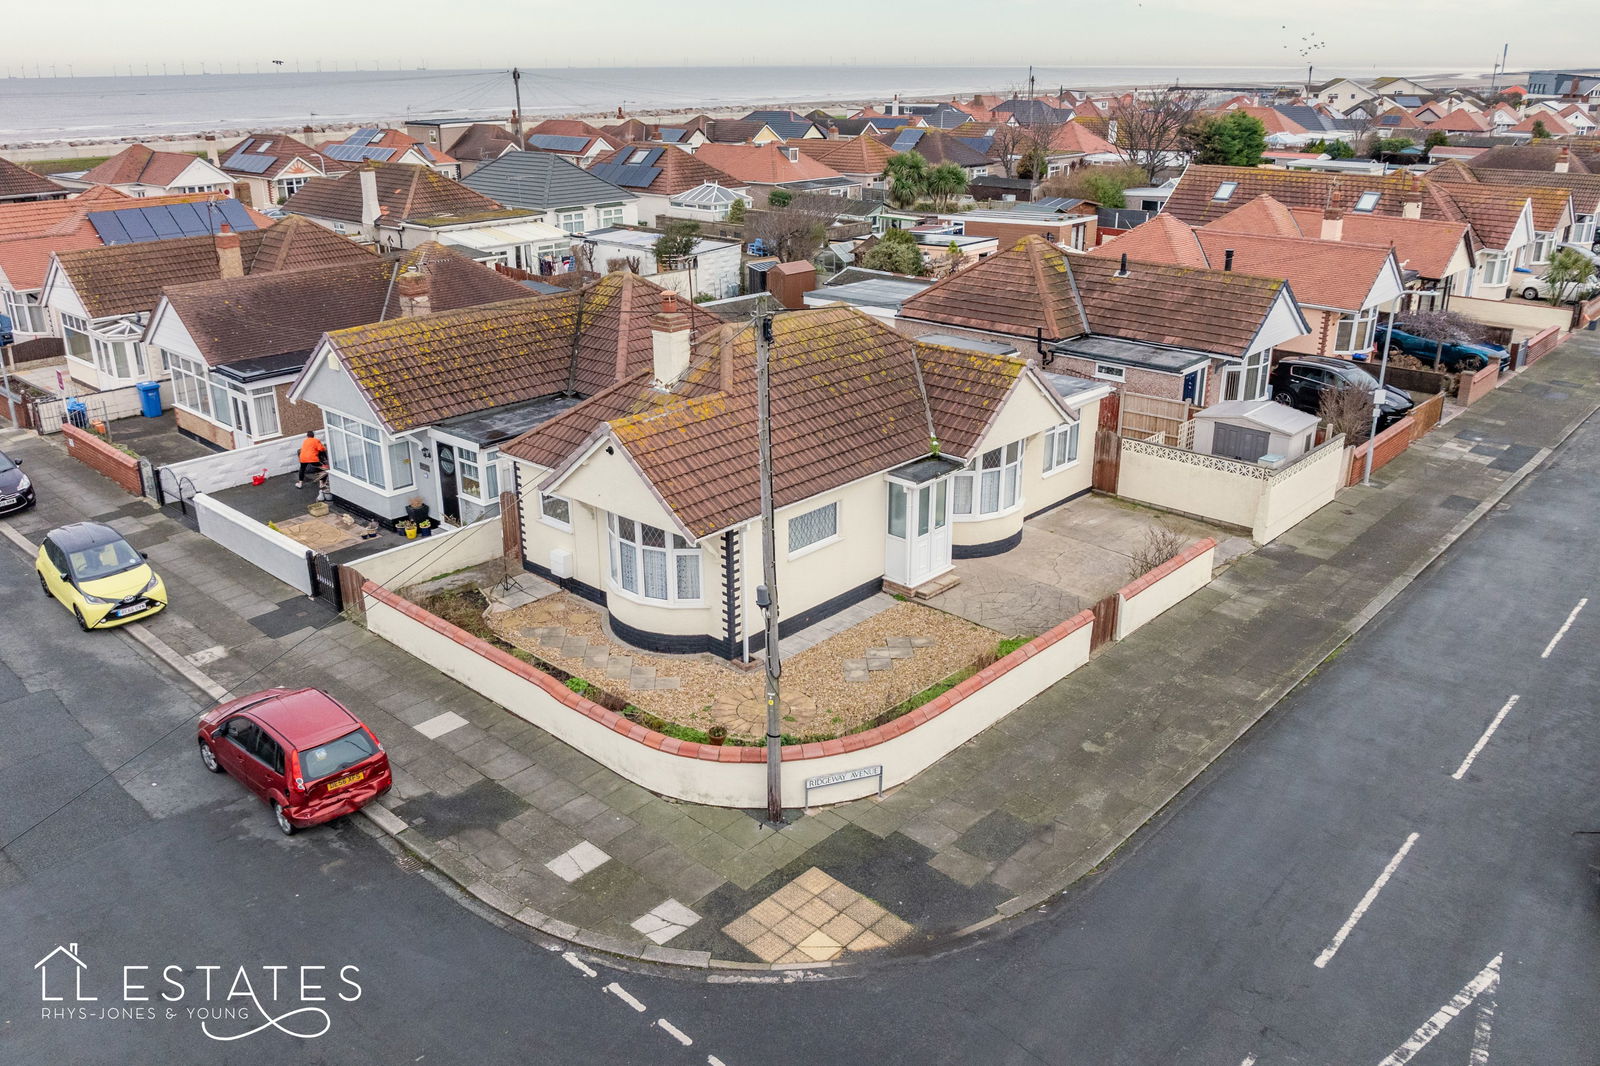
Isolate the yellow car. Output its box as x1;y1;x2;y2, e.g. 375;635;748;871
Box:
36;521;167;630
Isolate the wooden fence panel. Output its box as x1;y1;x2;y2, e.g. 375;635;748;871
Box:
1092;428;1121;493
1090;593;1119;650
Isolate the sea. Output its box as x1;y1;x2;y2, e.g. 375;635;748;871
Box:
0;64;1487;144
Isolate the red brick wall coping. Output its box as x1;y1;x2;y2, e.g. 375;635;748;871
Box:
1117;538;1217;601
62;423;143;496
363;581;1096;763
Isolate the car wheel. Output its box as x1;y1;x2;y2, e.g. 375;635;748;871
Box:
199;740;223;774
1273;390;1295;406
73;607;89;632
273;802;296;836
38;572;49;597
1522;287;1540;300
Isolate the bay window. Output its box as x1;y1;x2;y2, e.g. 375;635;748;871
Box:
91;335;144;380
1333;309;1376;355
455;446;498;500
325;411;390;489
1572;215;1596;247
3;290;46;334
952;441;1023;518
1532;232;1555;264
1479;251;1510;287
1222;349;1271;402
607;515;701;603
1042;422;1080;473
169;354;212;417
60;314;92;362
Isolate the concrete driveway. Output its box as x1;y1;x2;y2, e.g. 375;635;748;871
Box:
926;494;1248;637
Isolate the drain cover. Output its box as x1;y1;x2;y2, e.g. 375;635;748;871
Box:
394;854;425;872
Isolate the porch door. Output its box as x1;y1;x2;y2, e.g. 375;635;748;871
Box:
436;443;461;523
228;393;254;442
906;480;951;586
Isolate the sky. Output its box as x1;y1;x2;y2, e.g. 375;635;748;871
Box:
6;0;1597;75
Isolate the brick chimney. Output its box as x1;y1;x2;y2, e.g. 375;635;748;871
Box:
215;224;243;279
395;268;431;317
1320;208;1343;242
1400;173;1424;219
1555;147;1571;174
359;166;381;235
650;292;692;388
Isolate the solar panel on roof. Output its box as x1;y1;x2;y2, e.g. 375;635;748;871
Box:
235;138;255;154
224;152;274;174
588;163;660;189
87;199;261;245
418;144;436;162
346;127;381;147
659;129;686;143
890;130;922;152
325;144;394;162
527;134;591;152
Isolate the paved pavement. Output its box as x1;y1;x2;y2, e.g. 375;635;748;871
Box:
1;333;1598;974
3;335;1599;1064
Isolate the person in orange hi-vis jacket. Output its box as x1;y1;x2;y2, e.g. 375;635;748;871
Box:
295;432;328;488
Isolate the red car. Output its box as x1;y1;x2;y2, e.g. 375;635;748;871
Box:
198;688;391;835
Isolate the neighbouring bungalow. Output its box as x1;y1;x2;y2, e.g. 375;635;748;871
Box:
500;298;1108;657
57;144;235;198
691;143;857;201
518;119;620;167
43;216;370;391
462;151;641;233
586;146;741;225
218;134;347;207
146;243;525;451
0;156;68;204
287;272;723;527
894;235;1310;407
318;128;462;179
1092;206;1407;359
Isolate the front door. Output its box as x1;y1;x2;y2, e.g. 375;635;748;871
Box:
436;443;461;523
229;393;254;444
887;479;952;587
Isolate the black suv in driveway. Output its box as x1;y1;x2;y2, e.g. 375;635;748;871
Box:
1269;355;1416;432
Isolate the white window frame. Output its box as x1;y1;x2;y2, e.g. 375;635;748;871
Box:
1353;191;1381;213
1042;422;1080;475
557;209;586;235
275;176;309;199
597;205;626;228
1532;231;1556;264
606;514;702;605
1332;309;1376;354
1222;349;1271;402
59;313;92;364
1093;363;1126;382
1572;216;1596;246
453;446;500;502
324;410;395;491
952;441;1024;519
1212;181;1238;202
539;493;572;531
168;352;212;418
89;333;145;381
787;501;839;558
3;289;46;334
1480;250;1510;287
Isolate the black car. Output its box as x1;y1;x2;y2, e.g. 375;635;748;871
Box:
1270;356;1415;431
0;449;33;514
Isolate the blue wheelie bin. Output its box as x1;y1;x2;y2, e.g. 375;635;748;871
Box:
136;380;163;418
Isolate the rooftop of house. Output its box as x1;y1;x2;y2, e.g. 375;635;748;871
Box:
446;123;519;162
793;136;897;174
0;156;66;201
898;233;1297;358
875;129;993;168
1469;144;1595;173
315;270;723;434
319;128;459;167
53;215;376;318
691;143;842;185
462;150;638;209
219;133;342;180
505;304;1051;538
284;162;508;225
1191;194;1474;277
590;145;741;196
76;144;214;188
159;242;526;369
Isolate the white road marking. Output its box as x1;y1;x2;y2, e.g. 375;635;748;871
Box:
605;982;646;1012
1314;832;1420;969
1540;598;1587;658
1470;990;1496;1066
1239;1056;1257;1066
708;1057;729;1066
562;952;596;977
1375;954;1501;1065
658;1019;693;1046
1451;695;1520;780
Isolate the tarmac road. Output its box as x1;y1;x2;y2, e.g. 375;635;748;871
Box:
2;410;1599;1065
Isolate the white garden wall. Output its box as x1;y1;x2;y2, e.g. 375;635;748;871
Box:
158;431;323;495
346;517;504;590
194;493;314;595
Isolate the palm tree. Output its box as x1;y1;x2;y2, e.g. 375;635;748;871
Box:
926;163;969;210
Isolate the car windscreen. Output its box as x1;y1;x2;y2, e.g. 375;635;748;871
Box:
1332;365;1379;388
67;538;143;581
298;728;378;783
0;453;14;473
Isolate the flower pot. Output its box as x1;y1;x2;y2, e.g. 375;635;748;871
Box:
307;501;330;517
404;526;417;539
707;727;728;747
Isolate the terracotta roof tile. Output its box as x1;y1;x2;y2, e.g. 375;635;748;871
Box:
55;215;374;317
322;272;721;432
900;235;1087;339
690;143;840;185
78;144;204;188
219;133;342;180
1093;212;1211;266
1199;194;1304;238
592;145;739;195
793;136;897;175
282;162;507;224
0;156;66;201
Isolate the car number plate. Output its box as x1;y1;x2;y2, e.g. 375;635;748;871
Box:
112;603;145;617
328;771;366;791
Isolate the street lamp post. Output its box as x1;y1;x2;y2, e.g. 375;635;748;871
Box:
754;312;785;824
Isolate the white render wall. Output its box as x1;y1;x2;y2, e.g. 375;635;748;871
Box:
156;431;321;494
347;517;503;590
193;492;314;595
